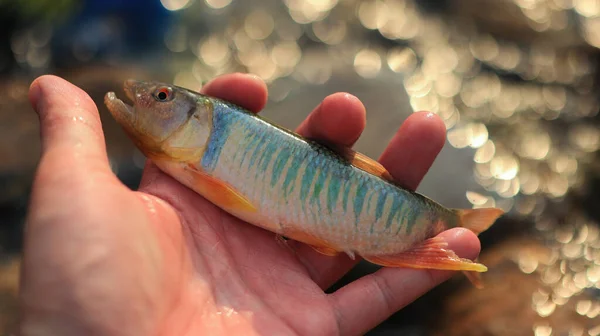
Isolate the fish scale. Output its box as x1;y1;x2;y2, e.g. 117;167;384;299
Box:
202;99;442;254
104;79;504;287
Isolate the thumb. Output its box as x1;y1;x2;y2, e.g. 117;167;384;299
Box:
29;75;112;176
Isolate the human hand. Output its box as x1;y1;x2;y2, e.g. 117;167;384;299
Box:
19;74;480;336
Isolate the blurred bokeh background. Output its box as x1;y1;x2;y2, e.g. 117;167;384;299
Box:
1;0;600;334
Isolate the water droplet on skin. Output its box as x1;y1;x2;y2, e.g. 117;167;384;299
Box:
72;116;86;124
139;194;157;214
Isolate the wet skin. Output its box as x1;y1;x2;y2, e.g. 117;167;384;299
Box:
19;73;480;336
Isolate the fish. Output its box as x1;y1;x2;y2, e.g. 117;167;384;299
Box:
104;79;504;288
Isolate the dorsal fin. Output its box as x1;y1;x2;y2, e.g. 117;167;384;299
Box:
316;139;394;182
351;151;394;181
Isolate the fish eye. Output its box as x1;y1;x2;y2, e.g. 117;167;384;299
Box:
154;87;173;102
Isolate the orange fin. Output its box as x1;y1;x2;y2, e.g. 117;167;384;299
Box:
282;227;342;257
313;246;340;257
185;164;256;213
351;151;394;181
453;208;504;235
319;141;394;181
363;237;488;272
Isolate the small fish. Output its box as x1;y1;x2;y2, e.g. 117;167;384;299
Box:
105;79;504;288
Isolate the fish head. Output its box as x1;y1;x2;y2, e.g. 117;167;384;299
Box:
105;79;213;162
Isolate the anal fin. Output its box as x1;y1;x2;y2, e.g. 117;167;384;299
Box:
363;237;487;273
282;227;342;257
313;246;340;257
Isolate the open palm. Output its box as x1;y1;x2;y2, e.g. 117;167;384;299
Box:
19;74;480;336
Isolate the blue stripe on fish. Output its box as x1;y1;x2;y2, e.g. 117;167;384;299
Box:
238;131;261;168
283;154;303;198
375;192;387;222
271;149;290;187
201;101;237;172
342;179;352;212
247;133;268;172
300;160;317;202
258;141;277;176
311;166;327;209
327;173;341;214
386;195;402;229
404;207;418;234
353;181;367;225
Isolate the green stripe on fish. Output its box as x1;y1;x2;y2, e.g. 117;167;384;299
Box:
271;149;290;187
300;162;317;202
311;167;327;210
283;154;303;198
258;141;277;176
342;179;352;212
375;193;387;222
353;182;368;225
238;131;260;168
326;174;341;214
247;133;267;170
386;196;402;230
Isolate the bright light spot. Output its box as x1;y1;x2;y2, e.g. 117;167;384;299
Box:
161;0;190;11
205;0;232;9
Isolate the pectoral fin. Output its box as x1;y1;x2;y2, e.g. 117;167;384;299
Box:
362;237;488;272
185;164;256;213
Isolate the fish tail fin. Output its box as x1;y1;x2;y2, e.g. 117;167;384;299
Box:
453;208;504;235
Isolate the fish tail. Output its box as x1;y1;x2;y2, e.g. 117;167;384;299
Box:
452;207;504;235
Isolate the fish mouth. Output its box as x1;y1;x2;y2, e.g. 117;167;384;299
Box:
104;92;134;119
105;78;143;119
104;78;143;120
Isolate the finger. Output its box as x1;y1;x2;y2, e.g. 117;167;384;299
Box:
329;228;481;336
379;111;446;190
29;75;112;175
138;160;163;191
295;92;366;147
291;111;446;290
200;73;268;113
